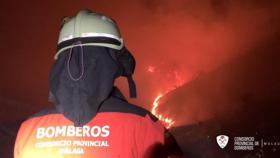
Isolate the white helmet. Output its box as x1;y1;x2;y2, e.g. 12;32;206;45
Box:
55;9;124;60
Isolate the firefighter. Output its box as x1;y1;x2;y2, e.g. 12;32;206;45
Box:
14;9;182;158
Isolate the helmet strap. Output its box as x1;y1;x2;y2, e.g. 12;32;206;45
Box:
127;75;137;98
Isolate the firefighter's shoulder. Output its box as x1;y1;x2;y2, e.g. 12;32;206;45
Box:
28;107;59;119
20;97;160;124
99;97;159;123
18;107;59;127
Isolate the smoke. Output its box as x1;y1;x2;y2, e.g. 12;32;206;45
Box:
158;35;280;128
109;0;280;127
113;0;280;107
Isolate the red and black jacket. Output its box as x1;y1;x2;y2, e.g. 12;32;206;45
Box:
14;93;166;158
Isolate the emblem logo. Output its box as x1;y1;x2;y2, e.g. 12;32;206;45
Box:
216;135;229;149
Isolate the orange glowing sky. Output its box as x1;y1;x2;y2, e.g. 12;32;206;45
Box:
0;0;280;122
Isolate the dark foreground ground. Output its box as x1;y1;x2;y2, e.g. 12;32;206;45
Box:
169;121;280;158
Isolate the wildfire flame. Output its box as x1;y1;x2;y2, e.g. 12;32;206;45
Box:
151;93;175;128
148;65;185;129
